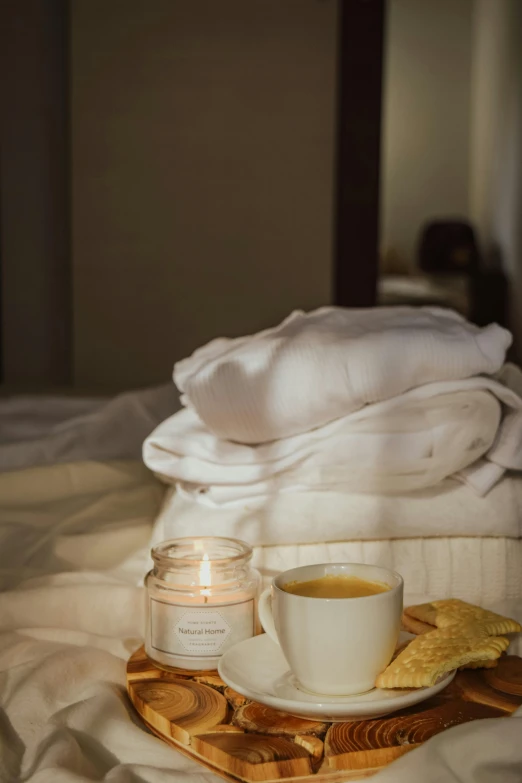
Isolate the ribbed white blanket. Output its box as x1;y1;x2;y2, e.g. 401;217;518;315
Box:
252;538;522;607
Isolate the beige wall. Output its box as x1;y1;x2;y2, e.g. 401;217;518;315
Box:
469;0;511;250
470;0;522;350
381;0;474;268
71;0;337;390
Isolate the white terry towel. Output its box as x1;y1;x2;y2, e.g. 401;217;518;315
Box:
144;388;503;501
150;473;522;548
175;306;512;444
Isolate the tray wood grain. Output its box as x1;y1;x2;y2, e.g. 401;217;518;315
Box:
127;646;522;782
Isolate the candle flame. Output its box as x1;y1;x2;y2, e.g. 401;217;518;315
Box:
199;552;211;587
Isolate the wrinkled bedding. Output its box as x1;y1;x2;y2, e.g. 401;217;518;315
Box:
0;460;521;783
0;385;179;474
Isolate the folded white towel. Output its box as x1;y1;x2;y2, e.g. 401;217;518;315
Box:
150;474;522;548
144;366;522;499
144;389;502;500
175;306;512;444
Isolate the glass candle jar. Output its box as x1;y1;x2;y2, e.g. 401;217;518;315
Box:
145;536;260;671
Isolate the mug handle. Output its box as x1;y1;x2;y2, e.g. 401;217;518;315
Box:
258;587;279;645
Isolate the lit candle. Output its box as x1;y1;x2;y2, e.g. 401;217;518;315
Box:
145;537;260;671
200;553;212;592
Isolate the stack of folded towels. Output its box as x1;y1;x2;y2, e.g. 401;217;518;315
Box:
143;307;522;554
144;305;522;490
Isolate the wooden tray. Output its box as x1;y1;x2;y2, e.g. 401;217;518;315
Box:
127;646;522;782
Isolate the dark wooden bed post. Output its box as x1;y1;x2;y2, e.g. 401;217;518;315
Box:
334;0;385;308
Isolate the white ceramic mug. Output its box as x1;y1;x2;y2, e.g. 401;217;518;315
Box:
258;562;403;696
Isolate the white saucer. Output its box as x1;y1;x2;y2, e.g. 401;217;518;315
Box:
218;633;455;722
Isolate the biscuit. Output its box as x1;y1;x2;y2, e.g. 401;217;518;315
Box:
401;611;434;636
459;659;498;670
405;599;522;636
376;628;509;689
401;609;495;667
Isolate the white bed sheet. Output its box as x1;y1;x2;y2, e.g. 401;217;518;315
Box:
0;385;180;474
0;460;521;783
0;395;106;444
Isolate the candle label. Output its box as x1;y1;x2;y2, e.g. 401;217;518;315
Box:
149;598;255;658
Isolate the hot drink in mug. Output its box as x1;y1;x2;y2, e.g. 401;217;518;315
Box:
258;563;403;696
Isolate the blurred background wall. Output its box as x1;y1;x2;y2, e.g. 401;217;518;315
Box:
1;0;522;392
1;0;70;386
71;0;337;390
381;0;474;270
469;0;522;355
